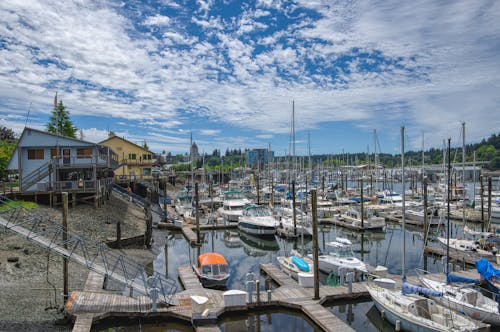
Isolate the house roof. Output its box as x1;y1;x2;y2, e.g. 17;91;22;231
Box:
99;133;153;154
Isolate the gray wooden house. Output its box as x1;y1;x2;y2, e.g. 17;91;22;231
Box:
7;127;118;205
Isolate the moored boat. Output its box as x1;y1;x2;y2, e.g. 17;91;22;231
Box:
193;252;230;289
238;205;279;236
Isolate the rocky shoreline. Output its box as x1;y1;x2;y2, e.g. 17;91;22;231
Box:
0;193;150;331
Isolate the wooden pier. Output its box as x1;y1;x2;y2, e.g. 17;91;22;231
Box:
67;261;373;332
424;245;499;267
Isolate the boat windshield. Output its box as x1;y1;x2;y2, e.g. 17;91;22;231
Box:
224;192;245;200
327;242;355;257
245;207;271;217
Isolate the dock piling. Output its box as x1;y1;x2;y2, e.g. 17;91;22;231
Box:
347;272;353;294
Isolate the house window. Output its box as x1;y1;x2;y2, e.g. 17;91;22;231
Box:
128;153;136;160
28;149;44;160
143;154;152;160
50;148;60;159
77;148;93;158
143;168;151;175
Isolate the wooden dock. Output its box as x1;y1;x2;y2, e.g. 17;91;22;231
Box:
70;271;106;332
67;262;374;331
423;245;499;267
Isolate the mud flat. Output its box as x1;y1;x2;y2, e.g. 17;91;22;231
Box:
0;194;149;331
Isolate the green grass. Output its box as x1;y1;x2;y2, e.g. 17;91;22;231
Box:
0;200;38;211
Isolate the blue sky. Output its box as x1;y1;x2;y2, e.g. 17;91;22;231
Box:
1;0;499;156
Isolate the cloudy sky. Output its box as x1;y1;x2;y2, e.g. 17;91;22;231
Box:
1;0;499;156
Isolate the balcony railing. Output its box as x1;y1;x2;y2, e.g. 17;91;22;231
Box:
120;159;153;167
53;178;113;193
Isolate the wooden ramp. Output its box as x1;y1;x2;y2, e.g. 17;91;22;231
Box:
70;271;106;332
182;225;199;245
178;266;204;290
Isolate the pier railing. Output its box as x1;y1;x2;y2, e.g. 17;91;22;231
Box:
0;195;178;305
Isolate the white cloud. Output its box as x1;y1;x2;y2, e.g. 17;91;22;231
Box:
0;0;499;154
144;14;171;26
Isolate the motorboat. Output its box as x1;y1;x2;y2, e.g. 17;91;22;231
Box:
313;238;367;277
217;191;251;223
277;254;313;280
437;237;496;260
238;205;279;236
340;207;386;230
278;207;313;236
192;252;230;289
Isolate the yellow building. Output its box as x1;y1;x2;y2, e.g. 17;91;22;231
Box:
99;132;153;180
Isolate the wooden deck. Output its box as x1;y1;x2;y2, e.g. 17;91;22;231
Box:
67;262;372;331
424;245;499;267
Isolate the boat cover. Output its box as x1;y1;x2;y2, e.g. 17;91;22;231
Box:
447;273;479;284
402;281;443;297
475;258;500;281
292;256;310;272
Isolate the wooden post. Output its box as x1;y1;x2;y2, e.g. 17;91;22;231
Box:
487;177;492;231
312;189;320;300
423;177;428;246
370;174;373;197
360;178;364;229
145;189;152;248
292;180;297;237
480;176;484;232
195;182;200;245
116;221;121;244
163;178;168;221
62;192;69;303
256;174;260;205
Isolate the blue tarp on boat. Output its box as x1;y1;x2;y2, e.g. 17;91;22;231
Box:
447;273;479;284
402;282;443;297
476;258;500;281
349;197;370;203
292;256;310;272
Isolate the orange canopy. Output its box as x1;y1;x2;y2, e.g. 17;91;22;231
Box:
198;252;228;266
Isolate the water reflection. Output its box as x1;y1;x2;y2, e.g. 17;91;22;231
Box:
327;300;394;332
220;310;322;332
147;216;486;331
240;232;280;256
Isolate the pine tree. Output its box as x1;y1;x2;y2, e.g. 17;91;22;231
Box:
47;100;77;138
0;126;16;141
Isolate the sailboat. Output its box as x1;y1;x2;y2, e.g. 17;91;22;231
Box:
366;128;489;332
417;136;500;326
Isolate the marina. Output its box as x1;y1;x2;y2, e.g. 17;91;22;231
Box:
2;173;500;332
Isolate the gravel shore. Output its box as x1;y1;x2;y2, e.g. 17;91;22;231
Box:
0;193;150;331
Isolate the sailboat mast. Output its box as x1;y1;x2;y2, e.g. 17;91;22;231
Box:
462;122;466;225
422;132;425;189
374;129;378;193
447;138;451;278
292;100;296;180
401;126;406;280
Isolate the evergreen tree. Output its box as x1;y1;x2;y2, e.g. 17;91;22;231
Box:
0;126;16;141
47;100;77;138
